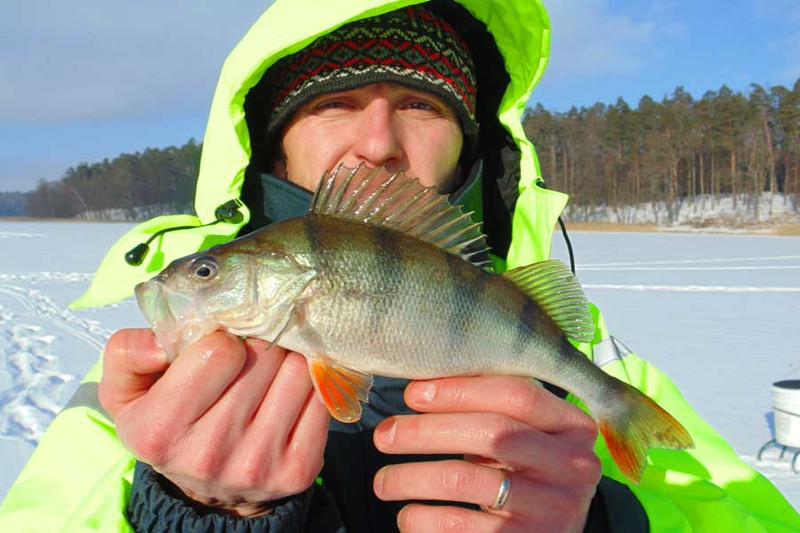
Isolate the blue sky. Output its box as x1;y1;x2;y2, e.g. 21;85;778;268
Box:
1;0;799;193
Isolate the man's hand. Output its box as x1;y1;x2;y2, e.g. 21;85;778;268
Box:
373;376;601;532
99;329;330;517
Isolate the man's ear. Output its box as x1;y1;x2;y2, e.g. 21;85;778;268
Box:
272;158;288;179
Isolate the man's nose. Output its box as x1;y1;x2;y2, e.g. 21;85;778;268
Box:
352;100;404;170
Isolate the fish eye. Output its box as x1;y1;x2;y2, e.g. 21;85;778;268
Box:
190;257;218;280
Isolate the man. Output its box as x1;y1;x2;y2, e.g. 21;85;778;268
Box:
1;1;798;531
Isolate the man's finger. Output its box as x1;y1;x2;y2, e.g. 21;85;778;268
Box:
374;413;600;484
404;376;597;444
198;338;284;432
250;350;318;443
99;328;169;418
376;460;596;522
374;459;510;508
395;503;515;533
286;388;330;453
129;331;248;427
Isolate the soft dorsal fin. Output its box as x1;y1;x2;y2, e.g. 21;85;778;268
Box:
310;164;490;268
502;260;594;343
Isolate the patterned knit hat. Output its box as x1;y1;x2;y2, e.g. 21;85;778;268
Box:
263;5;478;146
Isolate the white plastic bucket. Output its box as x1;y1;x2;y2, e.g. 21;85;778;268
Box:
773;380;800;448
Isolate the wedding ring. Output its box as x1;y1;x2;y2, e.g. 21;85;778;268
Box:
482;468;511;511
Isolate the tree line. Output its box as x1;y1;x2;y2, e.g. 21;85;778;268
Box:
12;79;800;222
22;139;201;219
524;79;800;223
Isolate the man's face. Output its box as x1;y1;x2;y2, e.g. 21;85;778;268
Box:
276;82;464;192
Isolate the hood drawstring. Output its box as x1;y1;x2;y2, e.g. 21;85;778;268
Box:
536;179;576;274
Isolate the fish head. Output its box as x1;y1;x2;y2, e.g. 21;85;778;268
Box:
135;248;257;359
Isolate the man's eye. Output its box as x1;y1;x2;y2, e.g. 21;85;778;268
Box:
406;101;436;111
314;100;351;111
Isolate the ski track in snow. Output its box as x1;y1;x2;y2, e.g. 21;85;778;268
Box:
0;277;112;445
584;284;800;292
0;285;110;352
584;265;800;271
579;254;800;293
581;255;800;268
0;272;94;284
0;231;46;241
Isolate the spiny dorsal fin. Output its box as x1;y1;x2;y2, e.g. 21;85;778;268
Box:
310;164;491;268
502;260;594;343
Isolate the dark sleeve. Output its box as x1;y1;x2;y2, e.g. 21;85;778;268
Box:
583;476;649;533
127;461;346;533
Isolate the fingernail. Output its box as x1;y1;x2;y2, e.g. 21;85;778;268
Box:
374;468;385;496
397;506;408;529
377;419;397;446
414;382;437;404
154;348;170;365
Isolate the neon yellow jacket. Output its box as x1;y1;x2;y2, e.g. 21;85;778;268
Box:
2;0;798;531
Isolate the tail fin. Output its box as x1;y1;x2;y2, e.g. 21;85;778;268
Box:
596;383;694;484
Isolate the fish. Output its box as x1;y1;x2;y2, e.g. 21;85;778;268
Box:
135;164;693;483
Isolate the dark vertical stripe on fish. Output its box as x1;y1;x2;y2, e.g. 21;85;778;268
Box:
444;253;485;353
303;217;323;268
368;226;404;339
512;296;537;356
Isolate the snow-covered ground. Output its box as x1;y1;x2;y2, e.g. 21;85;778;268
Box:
1;220;799;514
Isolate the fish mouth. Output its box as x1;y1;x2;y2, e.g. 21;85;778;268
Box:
135;280;218;360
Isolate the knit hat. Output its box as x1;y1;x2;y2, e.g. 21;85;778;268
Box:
263;5;478;146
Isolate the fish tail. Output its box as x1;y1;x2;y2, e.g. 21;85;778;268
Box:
594;380;694;484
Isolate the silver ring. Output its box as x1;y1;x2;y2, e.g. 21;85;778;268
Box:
482;469;511;511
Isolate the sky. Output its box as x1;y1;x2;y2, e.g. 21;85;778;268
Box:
1;0;799;193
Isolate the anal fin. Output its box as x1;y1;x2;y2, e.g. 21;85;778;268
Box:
308;357;373;423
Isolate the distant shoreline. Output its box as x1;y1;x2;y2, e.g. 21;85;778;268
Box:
2;217;799;236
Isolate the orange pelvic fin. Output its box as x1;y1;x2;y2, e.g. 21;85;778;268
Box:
308;357;374;423
598;385;694;483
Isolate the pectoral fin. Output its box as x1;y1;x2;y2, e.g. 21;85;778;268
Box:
263;300;305;351
308;357;374;423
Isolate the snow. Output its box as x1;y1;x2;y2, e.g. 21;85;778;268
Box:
1;220;799;514
565;192;800;229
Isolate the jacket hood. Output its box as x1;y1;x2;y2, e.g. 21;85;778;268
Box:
73;0;568;308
